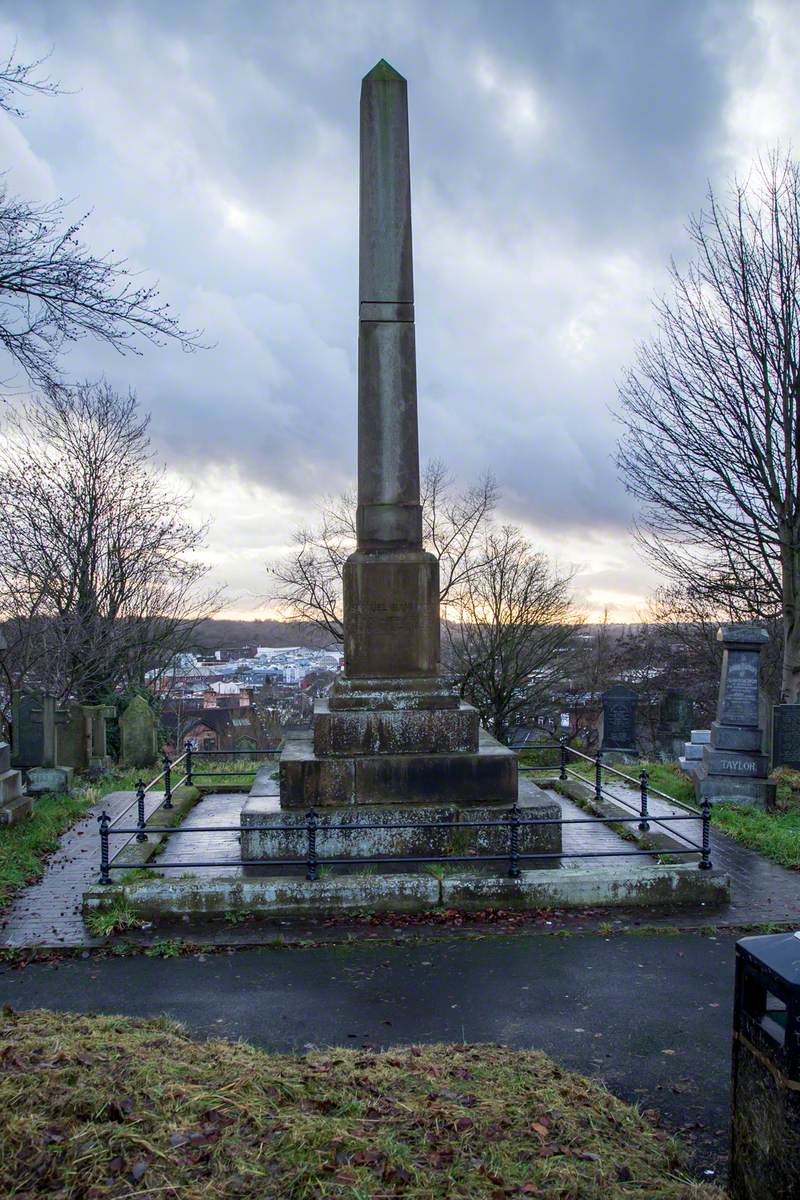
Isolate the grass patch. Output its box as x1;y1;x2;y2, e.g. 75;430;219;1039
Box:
711;803;800;870
0;1009;722;1200
190;756;272;789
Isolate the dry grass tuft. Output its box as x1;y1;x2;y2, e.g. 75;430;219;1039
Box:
0;1009;726;1198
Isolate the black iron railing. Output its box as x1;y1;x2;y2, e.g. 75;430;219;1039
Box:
99;743;280;876
517;738;709;858
96;737;714;885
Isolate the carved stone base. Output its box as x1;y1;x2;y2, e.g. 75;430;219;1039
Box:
313;698;479;756
241;774;559;872
279;727;517;809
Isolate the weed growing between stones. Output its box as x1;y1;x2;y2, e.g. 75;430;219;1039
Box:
85;897;145;937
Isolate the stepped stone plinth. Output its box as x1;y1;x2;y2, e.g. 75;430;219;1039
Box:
0;742;31;825
242;59;561;873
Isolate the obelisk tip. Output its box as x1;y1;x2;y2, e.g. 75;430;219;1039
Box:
363;59;405;84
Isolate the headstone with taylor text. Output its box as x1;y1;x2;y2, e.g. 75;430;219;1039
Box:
696;625;775;807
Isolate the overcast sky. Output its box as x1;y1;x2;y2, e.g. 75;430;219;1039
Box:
1;0;797;620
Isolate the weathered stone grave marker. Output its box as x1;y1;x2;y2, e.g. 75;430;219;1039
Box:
56;702;89;772
27;695;74;794
11;690;44;769
11;691;75;794
657;689;693;759
81;704;116;773
0;740;30;824
119;695;159;769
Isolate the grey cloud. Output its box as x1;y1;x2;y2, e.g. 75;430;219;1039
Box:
0;0;777;610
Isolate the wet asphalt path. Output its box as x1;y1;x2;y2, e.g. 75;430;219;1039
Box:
0;931;737;1177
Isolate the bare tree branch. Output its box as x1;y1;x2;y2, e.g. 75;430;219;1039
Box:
270;463;497;640
0;45;63;117
445;525;583;743
616;150;800;698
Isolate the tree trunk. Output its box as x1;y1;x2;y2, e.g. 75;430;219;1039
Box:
781;541;800;702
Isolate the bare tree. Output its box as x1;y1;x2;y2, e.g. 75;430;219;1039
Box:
271;461;497;641
0;47;202;391
617;150;800;699
446;526;582;744
0;381;220;707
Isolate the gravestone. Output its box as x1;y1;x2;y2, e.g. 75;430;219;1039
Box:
241;60;561;871
10;690;44;768
81;704;116;772
26;695;74;795
772;704;800;769
11;691;74;794
695;625;775;808
601;685;638;754
119;696;159;768
56;703;88;771
657;689;694;760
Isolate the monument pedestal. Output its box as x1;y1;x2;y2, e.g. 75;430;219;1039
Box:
0;742;30;825
242;770;560;874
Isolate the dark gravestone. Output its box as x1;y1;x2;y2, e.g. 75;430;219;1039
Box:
657;689;694;760
601;685;638;752
772;704;800;769
660;689;693;731
57;703;88;771
10;691;44;768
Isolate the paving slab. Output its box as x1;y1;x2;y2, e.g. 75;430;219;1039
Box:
597;780;800;924
0;790;145;949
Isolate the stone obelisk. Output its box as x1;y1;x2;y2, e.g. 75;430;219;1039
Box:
241;59;561;870
341;59;440;682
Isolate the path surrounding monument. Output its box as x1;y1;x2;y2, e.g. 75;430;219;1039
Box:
0;933;737;1176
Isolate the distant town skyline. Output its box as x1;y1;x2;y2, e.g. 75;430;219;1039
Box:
2;1;798;621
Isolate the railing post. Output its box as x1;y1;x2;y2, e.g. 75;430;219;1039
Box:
559;737;567;781
638;768;650;831
163;752;173;810
98;811;111;884
185;740;193;786
136;778;147;842
699;796;713;870
508;803;521;879
306;808;318;881
594;749;603;803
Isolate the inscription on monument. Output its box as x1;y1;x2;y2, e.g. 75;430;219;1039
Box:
720;653;760;726
773;704;800;769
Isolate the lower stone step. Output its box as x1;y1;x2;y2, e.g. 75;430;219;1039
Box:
0;792;33;826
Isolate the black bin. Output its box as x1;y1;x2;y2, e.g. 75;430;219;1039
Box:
731;932;800;1199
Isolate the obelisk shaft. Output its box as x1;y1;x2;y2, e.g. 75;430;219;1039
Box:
341;60;440;680
356;60;421;552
